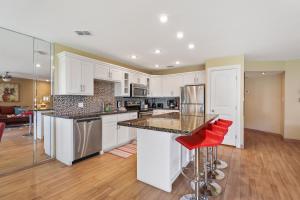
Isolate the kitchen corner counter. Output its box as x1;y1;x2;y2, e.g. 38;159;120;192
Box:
42;110;138;119
118;112;218;135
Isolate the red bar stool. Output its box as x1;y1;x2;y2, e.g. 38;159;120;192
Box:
176;129;223;200
206;124;228;180
212;118;233;170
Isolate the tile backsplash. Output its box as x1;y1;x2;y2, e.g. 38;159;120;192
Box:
53;80;115;115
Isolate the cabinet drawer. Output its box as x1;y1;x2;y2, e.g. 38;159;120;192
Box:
118;113;131;121
102;115;118;123
129;112;138;119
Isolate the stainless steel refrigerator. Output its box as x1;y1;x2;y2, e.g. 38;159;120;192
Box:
181;84;205;115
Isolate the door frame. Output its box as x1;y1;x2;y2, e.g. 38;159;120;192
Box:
206;65;244;148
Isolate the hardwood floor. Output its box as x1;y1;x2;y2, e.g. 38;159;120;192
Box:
0;126;50;174
0;129;299;200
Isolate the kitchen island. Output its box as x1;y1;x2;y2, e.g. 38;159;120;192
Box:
118;112;218;192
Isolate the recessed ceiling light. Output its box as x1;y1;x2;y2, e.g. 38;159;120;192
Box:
36;63;41;68
262;72;266;75
159;14;168;23
175;61;180;65
131;55;137;59
188;43;195;49
155;49;161;54
46;79;50;82
155;64;159;68
176;32;184;39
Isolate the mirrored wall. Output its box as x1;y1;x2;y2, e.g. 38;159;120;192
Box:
0;27;54;175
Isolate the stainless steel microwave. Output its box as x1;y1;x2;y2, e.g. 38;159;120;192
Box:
130;83;148;97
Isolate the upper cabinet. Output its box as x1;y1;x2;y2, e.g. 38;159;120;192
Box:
57;52;94;96
149;76;162;97
114;71;130;97
183;71;205;85
94;62;122;82
162;74;183;97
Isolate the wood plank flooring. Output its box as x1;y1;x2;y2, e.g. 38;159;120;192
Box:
0;129;299;200
0;126;50;174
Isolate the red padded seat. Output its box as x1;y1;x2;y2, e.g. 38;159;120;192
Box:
216;119;233;128
176;130;223;150
208;124;228;137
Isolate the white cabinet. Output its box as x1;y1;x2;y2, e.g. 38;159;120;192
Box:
183;71;205;85
110;67;123;82
57;52;94;96
94;63;110;81
150;76;162;97
115;71;130;97
102;112;138;151
162;74;183;97
131;73;148;85
94;63;122;82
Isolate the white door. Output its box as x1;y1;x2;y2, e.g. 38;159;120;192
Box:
81;61;94;95
67;57;82;94
208;67;240;146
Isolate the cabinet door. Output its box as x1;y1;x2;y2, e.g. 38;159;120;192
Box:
150;76;162;97
183;72;196;85
81;61;94;95
110;67;123;82
172;75;183;97
195;71;205;84
102;122;118;151
94;63;110;81
139;74;147;85
66;57;82;94
117;125;130;145
162;76;172;97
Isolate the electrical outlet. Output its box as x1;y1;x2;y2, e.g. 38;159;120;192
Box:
78;102;84;108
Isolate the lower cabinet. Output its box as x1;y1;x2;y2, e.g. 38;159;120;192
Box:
102;112;138;151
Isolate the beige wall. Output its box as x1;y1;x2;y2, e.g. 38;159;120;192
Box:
0;78;51;109
245;74;283;134
245;59;300;140
0;78;34;108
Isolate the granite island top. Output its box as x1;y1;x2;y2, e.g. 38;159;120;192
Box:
118;112;218;134
42;110;138;119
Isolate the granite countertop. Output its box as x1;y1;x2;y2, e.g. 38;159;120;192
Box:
42;110;138;119
118;112;218;134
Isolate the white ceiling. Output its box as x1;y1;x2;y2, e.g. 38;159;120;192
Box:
0;28;51;80
0;0;299;70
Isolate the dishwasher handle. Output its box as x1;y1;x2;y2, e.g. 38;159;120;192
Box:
75;117;102;123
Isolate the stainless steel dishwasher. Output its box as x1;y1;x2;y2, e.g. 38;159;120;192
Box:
73;117;102;161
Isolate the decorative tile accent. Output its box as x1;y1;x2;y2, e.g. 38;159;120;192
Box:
53;80;115;115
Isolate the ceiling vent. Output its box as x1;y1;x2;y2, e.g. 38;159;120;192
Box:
166;65;174;68
74;31;91;36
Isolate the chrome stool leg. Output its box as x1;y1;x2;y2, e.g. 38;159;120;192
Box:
214;146;228;169
199;147;222;197
179;147;206;200
207;147;225;180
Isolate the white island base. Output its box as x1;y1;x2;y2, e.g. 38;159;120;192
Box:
136;128;191;192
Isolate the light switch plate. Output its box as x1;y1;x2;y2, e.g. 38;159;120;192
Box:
78;102;84;108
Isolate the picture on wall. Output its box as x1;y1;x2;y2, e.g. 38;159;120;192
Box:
0;83;20;102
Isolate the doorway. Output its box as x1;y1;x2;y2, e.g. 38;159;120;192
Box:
244;71;285;135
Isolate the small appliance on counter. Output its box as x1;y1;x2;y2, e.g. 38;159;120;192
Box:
167;99;178;109
125;100;153;118
151;103;157;108
157;103;164;109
